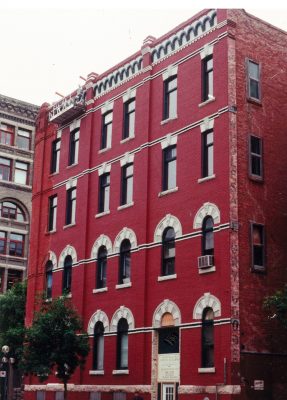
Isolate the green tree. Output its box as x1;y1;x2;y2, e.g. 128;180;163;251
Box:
23;296;90;400
0;281;27;364
264;284;287;329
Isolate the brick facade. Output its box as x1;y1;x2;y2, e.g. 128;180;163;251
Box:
24;9;287;400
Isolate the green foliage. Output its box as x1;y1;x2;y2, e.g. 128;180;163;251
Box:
23;295;90;389
264;284;287;329
0;281;27;364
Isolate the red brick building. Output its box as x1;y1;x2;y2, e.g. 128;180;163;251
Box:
25;9;287;400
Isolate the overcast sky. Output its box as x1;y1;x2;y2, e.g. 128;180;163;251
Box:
1;1;286;106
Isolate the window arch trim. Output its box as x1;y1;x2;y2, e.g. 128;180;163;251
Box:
154;214;182;243
193;292;221;320
58;245;77;269
87;310;109;335
110;306;135;332
193;202;220;229
153;299;181;328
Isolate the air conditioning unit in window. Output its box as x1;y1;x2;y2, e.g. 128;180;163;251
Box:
198;255;214;269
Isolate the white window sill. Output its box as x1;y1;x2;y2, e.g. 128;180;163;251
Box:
158;274;177;282
11;182;32;189
89;370;104;375
198;367;215;373
49;171;59;176
46;229;57;235
93;287;108;294
63;222;76;230
120;135;135;144
198;266;216;274
161;115;178;125
198;174;216;184
117;202;134;211
61;293;72;299
67;162;79;169
112;369;129;375
116;281;132;289
158;187;178;197
45;298;52;303
98;146;111;154
95;210;110;218
198;96;215;107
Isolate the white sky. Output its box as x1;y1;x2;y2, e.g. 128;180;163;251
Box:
0;1;286;106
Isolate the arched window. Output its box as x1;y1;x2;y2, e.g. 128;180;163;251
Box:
45;260;53;299
162;227;175;276
119;239;131;284
0;201;25;222
202;216;214;256
202;307;214;368
97;246;107;289
62;255;72;294
93;321;104;370
117;318;128;369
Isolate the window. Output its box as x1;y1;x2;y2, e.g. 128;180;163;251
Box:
202;216;214;256
98;173;110;213
251;223;265;271
202;56;213;101
97;246;107;289
69;129;79;165
101;112;112;149
119;239;131;284
202;307;214;368
0;201;25;221
0;231;7;254
123;99;135;139
247;60;261;101
163;76;177;120
48;195;57;232
17;128;31;150
45;260;53;299
121;164;133;205
93;321;104;370
51;139;61;173
62;255;72;294
249;135;263;179
0;123;14;146
0;157;11;181
55;393;64;400
15;161;29;185
163;146;177;191
7;270;22;290
66;187;76;225
9;233;24;257
36;391;46;400
117;318;128;369
162;227;175;276
90;394;101;400
202;130;214;178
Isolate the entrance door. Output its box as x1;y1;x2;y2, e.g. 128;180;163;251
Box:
162;384;175;400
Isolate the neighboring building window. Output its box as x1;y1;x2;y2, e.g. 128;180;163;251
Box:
9;233;24;257
101;112;112;149
247;60;261;101
0;201;25;221
251;223;265;271
0;231;7;254
202;307;214;368
0;157;11;181
117;318;128;369
93;321;104;370
202;216;214;256
121;164;133;205
17;128;31;150
202;56;213;101
66;187;76;225
15;161;29;185
7;270;22;290
202;130;214;178
163;145;177;191
51;139;61;173
62;255;72;294
97;246;107;289
249;135;263;179
163;76;177;120
48;195;57;232
119;239;131;284
0;123;14;146
123;99;135;139
162;227;175;276
98;173;110;213
69;129;80;165
45;260;53;299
